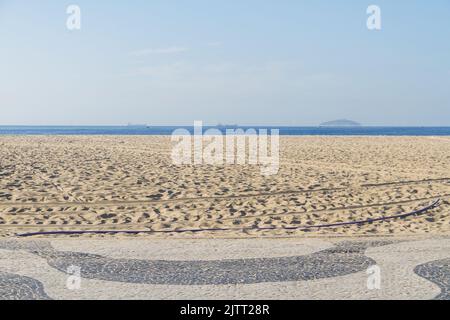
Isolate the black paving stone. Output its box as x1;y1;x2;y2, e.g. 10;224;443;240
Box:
0;271;51;300
414;258;450;300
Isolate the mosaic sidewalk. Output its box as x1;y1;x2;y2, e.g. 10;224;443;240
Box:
0;237;448;300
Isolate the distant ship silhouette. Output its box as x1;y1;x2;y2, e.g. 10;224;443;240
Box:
127;123;148;128
216;123;239;129
319;119;361;127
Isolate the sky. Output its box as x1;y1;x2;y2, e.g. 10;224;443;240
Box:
0;0;449;126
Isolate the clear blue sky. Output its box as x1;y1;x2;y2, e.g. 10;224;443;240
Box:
1;0;449;126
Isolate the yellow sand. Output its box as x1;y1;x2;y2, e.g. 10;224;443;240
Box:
0;135;449;238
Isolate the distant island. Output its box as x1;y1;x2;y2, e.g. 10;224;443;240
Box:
319;119;361;127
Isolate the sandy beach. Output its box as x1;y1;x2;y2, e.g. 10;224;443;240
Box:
0;135;448;238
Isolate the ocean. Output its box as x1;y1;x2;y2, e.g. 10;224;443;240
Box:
0;126;449;136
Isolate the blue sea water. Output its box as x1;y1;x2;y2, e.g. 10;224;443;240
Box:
0;126;449;136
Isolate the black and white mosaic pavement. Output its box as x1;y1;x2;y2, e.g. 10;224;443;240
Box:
0;238;449;300
414;258;450;300
0;271;51;300
0;240;391;285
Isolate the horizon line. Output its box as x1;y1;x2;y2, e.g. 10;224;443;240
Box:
1;124;450;128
